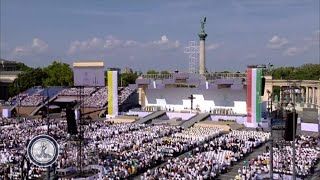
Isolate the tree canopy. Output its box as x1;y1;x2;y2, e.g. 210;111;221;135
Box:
271;64;320;80
120;72;139;86
9;68;48;96
8;61;73;96
16;62;32;71
160;70;170;74
43;61;73;86
146;70;158;74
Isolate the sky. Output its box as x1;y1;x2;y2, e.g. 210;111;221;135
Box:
0;0;319;72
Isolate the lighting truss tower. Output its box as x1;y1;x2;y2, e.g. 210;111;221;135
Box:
184;41;199;74
76;86;85;175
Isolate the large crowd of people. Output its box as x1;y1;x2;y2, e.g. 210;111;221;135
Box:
3;86;136;109
234;135;320;180
140;130;270;179
83;87;108;108
0;117;222;179
19;94;47;107
82;86;136;108
118;87;136;104
58;87;96;96
66;86;136;108
0;117;67;179
0;116;319;180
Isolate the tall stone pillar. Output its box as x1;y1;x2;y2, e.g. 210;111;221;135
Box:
312;87;316;104
306;86;309;104
199;38;207;75
301;88;305;103
141;87;146;108
311;87;314;104
199;17;208;75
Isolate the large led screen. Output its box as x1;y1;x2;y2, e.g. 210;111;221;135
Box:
73;67;105;86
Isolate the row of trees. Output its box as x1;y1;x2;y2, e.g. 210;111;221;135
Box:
146;70;170;74
271;64;320;80
146;64;320;80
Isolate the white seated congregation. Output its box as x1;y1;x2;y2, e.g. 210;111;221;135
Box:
0;116;319;180
140;130;270;180
119;87;136;104
20;94;47;107
58;87;96;96
234;135;320;180
83;87;108;108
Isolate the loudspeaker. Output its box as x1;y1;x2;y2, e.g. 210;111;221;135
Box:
284;112;297;141
261;77;265;96
66;107;78;135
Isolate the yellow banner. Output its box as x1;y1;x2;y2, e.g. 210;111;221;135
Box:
108;71;113;115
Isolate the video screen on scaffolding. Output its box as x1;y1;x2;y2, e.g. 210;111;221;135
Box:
73;63;105;87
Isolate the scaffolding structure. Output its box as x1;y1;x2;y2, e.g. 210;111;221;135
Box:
184;41;199;74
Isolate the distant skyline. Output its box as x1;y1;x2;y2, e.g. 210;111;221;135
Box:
1;0;319;72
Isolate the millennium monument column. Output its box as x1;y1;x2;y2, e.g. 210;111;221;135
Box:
199;17;208;75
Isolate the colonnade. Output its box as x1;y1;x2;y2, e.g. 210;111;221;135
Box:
303;86;318;104
263;77;320;113
269;86;318;105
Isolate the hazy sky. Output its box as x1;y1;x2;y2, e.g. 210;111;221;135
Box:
1;0;319;72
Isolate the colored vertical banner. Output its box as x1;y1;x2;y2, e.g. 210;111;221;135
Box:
256;68;262;123
108;71;118;116
246;69;252;123
246;68;262;124
251;68;257;122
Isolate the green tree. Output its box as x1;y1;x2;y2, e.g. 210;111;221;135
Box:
9;68;48;96
16;62;32;71
271;64;320;80
160;70;170;74
120;72;139;86
43;61;73;86
147;70;158;74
